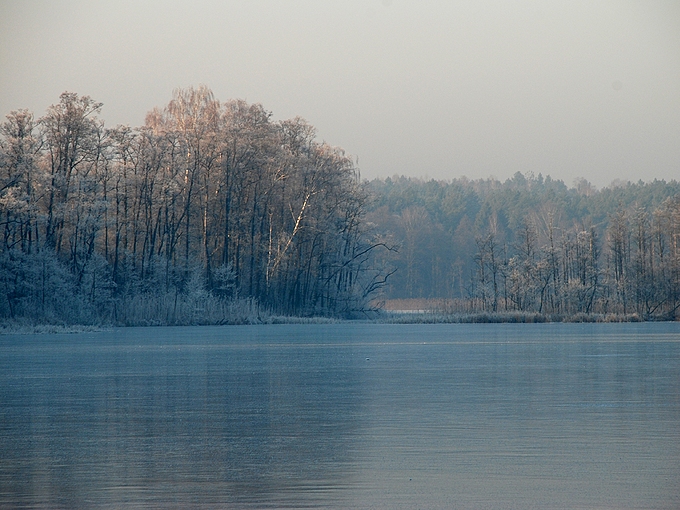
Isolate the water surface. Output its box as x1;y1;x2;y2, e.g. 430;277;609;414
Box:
1;323;679;509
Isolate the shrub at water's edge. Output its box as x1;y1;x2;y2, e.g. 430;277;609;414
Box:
374;310;644;324
0;310;646;332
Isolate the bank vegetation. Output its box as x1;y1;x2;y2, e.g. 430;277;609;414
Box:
0;88;391;325
2;88;679;326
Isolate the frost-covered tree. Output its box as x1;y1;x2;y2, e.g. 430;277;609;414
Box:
0;88;392;323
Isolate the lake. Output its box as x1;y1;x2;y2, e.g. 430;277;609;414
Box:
1;322;679;509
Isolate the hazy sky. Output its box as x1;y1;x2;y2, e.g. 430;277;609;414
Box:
1;1;679;187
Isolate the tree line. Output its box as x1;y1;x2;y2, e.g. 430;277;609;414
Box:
367;174;680;320
2;88;679;324
0;87;390;324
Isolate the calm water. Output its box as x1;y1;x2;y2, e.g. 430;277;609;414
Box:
1;323;679;509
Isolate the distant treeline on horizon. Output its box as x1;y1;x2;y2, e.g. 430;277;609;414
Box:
1;88;679;325
366;173;680;319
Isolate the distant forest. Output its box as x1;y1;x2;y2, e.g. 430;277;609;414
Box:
1;88;679;325
367;174;680;320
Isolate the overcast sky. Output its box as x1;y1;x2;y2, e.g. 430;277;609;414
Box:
1;0;679;187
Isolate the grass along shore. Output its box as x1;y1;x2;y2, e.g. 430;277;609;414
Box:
1;309;659;334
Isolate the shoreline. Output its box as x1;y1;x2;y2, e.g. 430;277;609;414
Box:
3;311;675;334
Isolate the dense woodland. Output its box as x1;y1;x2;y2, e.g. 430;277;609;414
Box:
1;88;679;324
0;88;390;324
367;174;680;320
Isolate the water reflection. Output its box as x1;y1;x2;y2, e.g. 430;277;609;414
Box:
1;326;367;508
1;323;679;509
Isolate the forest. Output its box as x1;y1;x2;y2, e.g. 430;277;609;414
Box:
367;174;680;320
0;88;391;325
1;88;679;325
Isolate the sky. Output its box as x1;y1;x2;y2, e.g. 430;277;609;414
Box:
1;0;679;188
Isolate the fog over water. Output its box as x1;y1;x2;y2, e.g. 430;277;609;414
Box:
1;0;679;187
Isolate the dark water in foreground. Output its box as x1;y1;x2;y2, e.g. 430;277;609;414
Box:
1;323;679;509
